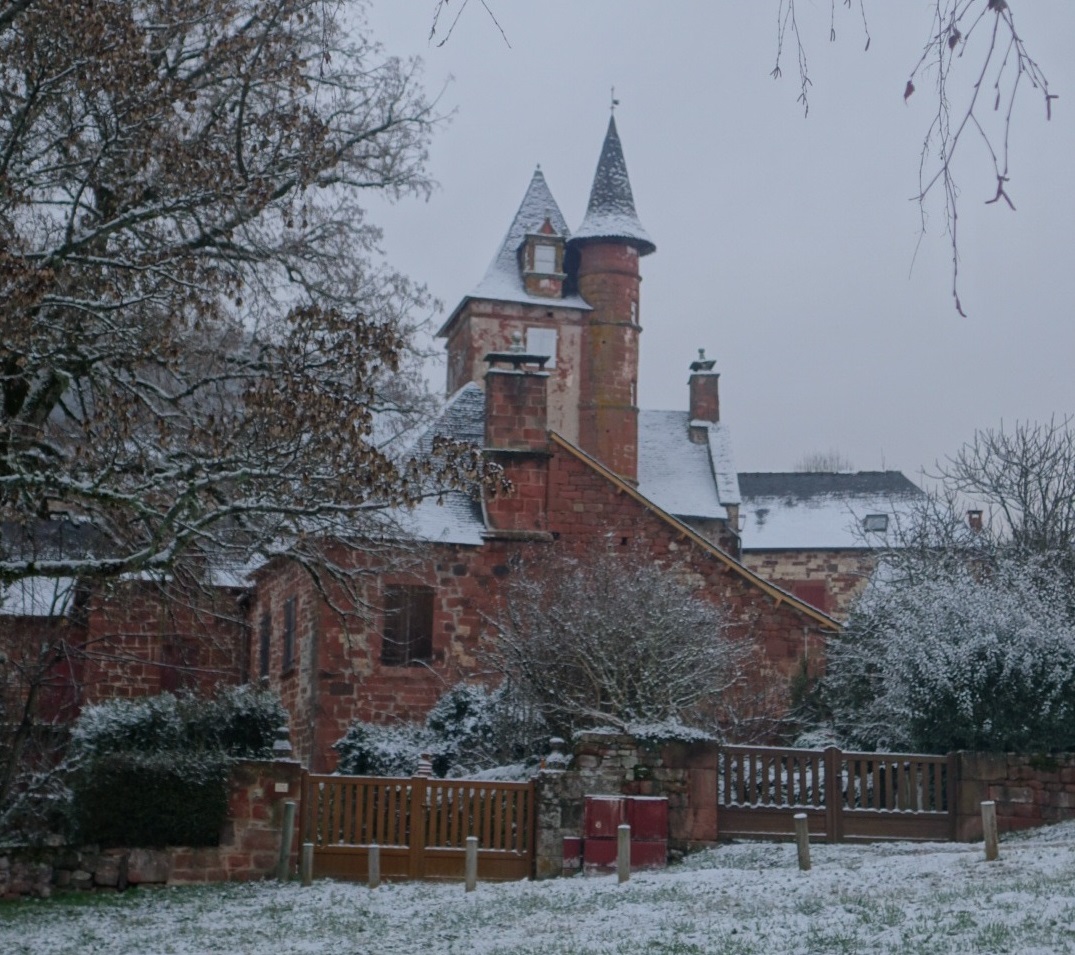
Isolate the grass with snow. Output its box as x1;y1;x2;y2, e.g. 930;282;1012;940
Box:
4;823;1075;954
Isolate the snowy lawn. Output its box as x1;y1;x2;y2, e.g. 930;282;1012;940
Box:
4;823;1075;955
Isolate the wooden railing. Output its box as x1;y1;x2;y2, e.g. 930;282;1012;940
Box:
303;774;534;882
719;745;957;843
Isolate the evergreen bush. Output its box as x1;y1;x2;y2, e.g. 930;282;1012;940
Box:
69;686;287;846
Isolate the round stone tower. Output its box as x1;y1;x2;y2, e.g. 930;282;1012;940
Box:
568;115;656;483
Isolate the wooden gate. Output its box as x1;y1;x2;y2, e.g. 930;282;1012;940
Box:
718;745;957;843
302;774;535;882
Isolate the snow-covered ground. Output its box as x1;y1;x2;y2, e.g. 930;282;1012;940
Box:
4;824;1075;954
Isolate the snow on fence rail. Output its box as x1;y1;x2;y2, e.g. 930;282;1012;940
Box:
718;745;957;843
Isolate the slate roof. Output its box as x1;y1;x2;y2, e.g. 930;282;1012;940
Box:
737;471;925;551
396;383;487;546
439;168;591;335
637;411;740;519
570;116;655;256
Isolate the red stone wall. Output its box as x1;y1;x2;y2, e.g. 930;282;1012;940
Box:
689;372;720;424
955;752;1075;841
442;300;586;446
254;435;831;771
576;242;641;481
740;550;874;620
80;581;245;703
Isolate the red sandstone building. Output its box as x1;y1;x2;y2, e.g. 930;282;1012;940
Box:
3;116;922;769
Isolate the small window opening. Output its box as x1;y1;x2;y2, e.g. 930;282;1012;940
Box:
381;585;434;667
258;612;271;679
282;597;296;672
863;514;889;533
526;326;557;368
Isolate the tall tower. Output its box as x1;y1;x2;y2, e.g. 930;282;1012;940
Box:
568;116;656;482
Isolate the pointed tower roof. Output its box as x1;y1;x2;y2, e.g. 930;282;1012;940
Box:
468;166;588;306
438;167;590;336
570;116;655;256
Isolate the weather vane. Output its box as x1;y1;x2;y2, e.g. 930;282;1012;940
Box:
610;86;619;113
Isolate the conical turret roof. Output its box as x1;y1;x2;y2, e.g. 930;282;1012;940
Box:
570;116;655;256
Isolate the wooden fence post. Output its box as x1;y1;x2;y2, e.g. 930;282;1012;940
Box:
823;747;843;843
300;842;313;886
368;843;381;889
794;813;811;871
408;776;427;880
947;752;960;841
277;800;297;881
465;836;478;892
617;824;631;883
981;801;999;861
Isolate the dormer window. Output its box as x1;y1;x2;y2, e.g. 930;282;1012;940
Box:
863;514;888;533
533;242;557;274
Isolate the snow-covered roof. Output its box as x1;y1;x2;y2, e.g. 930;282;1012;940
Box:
391;383;488;546
441;168;591;334
637;411;739;519
0;576;76;617
738;471;925;550
570;116;655;256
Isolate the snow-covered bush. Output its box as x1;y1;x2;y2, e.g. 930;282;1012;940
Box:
69;686;287;846
332;721;433;777
824;554;1075;754
487;543;743;739
70;686;286;762
72;751;230;848
333;683;546;778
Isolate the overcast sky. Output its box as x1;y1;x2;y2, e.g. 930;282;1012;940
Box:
360;2;1075;478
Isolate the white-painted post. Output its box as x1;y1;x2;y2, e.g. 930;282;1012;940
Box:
617;823;631;883
368;843;381;889
982;801;999;861
465;836;478;892
794;813;811;871
276;800;297;881
300;842;314;886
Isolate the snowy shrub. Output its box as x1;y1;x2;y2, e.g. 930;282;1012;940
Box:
333;683;546;778
824;554;1075;754
70;687;285;762
487;542;743;739
71;751;229;848
333;721;434;777
68;686;287;846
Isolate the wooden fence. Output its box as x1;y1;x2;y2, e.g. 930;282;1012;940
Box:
303;774;535;882
718;745;957;843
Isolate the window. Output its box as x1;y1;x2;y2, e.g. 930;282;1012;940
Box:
282;597;296;672
863;514;889;533
526;326;557;368
258;611;271;679
533;242;557;273
787;581;829;614
381;585;434;666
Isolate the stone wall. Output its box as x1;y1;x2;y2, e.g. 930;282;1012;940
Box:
534;732;719;879
955;752;1075;841
740;550;873;621
0;758;303;899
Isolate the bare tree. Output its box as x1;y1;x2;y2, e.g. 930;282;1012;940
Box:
774;2;1054;315
485;542;744;740
794;449;854;473
936;416;1075;556
0;0;497;594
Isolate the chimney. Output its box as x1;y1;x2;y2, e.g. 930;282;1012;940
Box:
482;337;551;535
967;509;983;533
688;349;719;444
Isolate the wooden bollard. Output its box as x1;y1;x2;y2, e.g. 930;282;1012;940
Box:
982;801;999;862
465;836;478;892
617;823;631;884
368;843;381;889
300;842;314;887
276;800;297;881
793;813;811;871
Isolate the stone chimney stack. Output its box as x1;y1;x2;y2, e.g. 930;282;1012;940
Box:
688;349;719;444
482;338;551;535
